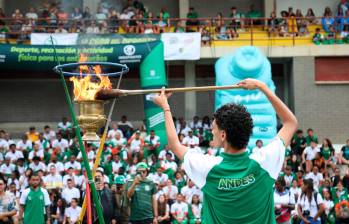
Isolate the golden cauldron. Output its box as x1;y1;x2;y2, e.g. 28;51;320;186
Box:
77;100;107;141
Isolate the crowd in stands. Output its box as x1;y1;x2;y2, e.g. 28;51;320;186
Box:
0;113;348;223
1;0;349;44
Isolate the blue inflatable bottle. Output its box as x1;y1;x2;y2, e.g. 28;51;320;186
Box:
215;46;277;150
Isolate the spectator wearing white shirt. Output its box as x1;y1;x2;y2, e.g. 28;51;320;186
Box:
107;123;124;139
144;130;161;158
251;139;263;154
149;167;169;187
0;157;16;178
189;116;203;130
77;143;95;162
305;166;323;191
160;153;177;172
181;179;201;204
297;179;325;224
158;144;175;161
28;143;44;162
52;134;69;152
171;194;189;223
64;155;81;172
86;20;100;34
29;156;46;172
62;179;80;205
112;154;123;175
16;135;32;152
182;130;200;150
35;133;50;151
162;179;178;203
5;143;24;162
43;165;63;189
58;117;72;138
127;131;144;160
55;23;68;33
274;177;295;224
302;140;320;173
47;155;64;174
64;198;81;224
63;167;79;188
321;187;334;218
25;7;38;21
43;125;56;142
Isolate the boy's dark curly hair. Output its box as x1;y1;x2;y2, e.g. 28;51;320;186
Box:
213;104;254;149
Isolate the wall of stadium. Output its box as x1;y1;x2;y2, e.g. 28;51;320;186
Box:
292;56;349;144
276;0;338;17
189;0;264;17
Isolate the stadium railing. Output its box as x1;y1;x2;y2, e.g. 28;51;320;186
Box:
0;16;347;46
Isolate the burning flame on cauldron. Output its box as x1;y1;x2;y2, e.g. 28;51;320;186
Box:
69;54;112;101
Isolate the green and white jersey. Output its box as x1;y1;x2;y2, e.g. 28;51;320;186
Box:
183;137;285;224
19;187;51;224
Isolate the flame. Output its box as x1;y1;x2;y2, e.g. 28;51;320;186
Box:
70;54;112;101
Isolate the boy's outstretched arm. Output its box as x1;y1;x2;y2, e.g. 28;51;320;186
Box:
237;79;298;146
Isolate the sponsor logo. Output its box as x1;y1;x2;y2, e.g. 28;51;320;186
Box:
123;45;136;56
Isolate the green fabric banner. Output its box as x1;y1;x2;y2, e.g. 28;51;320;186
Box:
0;41;160;70
140;42;168;148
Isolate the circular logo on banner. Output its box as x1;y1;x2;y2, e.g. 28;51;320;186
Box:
123;45;136;56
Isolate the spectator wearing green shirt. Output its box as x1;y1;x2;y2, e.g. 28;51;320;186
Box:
339;139;349;165
19;173;51;224
331;180;349;204
127;162;158;224
186;7;199;31
291;129;306;156
305;128;318;146
246;4;262;25
320;138;335;169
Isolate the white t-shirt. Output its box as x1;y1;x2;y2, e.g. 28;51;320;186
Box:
158;150;175;161
161;160;178;172
182;136;200;147
305;172;323;191
304;146;320;161
47;162;65;173
181;185;202;204
62;187;80;204
16;140;32;151
52;139;69;151
171;202;188;219
29;162;46;172
44;174;63;189
5;150;24;162
43;130;56;141
298;192;324;220
0;163;16;175
112;161;123;174
162;185;178;200
28;150;44;160
0;139;9;150
65;206;82;223
323;199;334;216
58;122;72;131
107;129;124;139
77;150;95;161
144;135;160;145
189;121;202;130
290;187;302;203
129;139;143;152
64;161;81;171
149;173;168;185
284;174;294;188
62;175;80;188
274;189;295;206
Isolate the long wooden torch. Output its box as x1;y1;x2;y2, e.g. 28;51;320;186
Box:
95;84;241;100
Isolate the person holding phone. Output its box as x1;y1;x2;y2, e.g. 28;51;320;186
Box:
127;162;158;224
